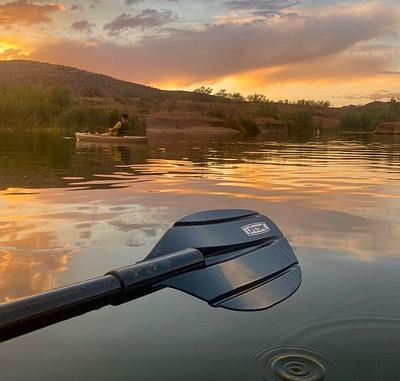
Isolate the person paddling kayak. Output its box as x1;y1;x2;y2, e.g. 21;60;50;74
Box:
108;113;131;136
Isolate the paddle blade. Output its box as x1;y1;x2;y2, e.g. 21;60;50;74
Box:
151;210;301;311
210;265;301;311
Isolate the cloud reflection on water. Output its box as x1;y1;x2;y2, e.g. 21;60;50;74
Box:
0;133;399;302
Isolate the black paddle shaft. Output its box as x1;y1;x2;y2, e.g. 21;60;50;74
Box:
0;249;204;342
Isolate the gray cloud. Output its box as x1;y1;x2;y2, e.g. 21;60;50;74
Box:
379;71;400;75
251;54;392;87
70;3;82;11
71;19;96;33
125;0;178;3
366;91;400;100
336;90;400;102
224;0;299;17
125;0;143;4
89;0;101;9
224;0;297;9
103;8;177;36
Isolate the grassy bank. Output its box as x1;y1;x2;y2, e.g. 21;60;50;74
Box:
3;84;400;136
0;85;146;134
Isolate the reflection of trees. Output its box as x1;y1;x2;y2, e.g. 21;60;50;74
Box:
0;131;74;189
1;131;400;191
0;132;150;190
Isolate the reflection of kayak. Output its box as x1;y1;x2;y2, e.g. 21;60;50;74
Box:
75;132;148;144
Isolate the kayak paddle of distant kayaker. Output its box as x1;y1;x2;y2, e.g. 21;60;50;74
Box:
108;113;131;136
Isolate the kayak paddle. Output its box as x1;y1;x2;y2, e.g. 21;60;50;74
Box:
0;209;301;342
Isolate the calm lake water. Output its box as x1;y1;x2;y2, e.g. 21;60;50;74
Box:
1;130;400;380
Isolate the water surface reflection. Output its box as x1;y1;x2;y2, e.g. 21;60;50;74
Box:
0;131;400;380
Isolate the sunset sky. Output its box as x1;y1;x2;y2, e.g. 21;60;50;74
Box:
0;0;399;105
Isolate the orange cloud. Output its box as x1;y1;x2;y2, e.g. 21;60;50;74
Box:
0;0;63;26
0;47;26;59
0;36;32;59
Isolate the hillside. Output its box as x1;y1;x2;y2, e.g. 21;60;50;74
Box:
0;60;164;98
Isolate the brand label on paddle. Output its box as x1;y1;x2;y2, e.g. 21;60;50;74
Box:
241;222;270;236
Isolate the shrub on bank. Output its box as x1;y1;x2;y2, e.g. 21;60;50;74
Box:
0;85;146;134
57;107;146;134
57;107;120;132
256;102;279;118
280;109;313;131
0;85;52;128
208;104;227;119
340;110;364;131
340;107;400;131
223;117;259;135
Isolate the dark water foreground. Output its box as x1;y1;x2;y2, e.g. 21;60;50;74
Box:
0;131;400;380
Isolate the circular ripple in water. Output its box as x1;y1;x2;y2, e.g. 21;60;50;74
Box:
254;346;337;381
254;314;400;380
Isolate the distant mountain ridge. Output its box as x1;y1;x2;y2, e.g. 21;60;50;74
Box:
0;60;166;98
